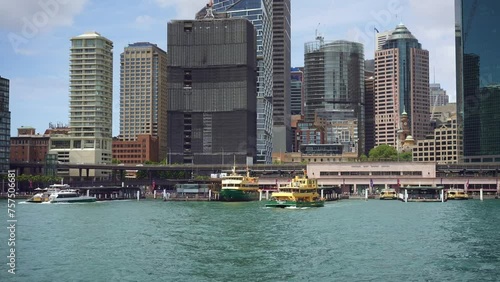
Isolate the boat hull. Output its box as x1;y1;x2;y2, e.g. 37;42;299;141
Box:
219;189;259;202
26;197;49;203
50;197;97;203
380;197;398;200
265;200;325;208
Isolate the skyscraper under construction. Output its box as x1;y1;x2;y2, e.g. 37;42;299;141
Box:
166;17;257;165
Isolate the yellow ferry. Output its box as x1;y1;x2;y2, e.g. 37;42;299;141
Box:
265;172;324;208
379;188;398;200
447;189;469;200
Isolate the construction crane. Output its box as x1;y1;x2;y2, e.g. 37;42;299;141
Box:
205;0;215;18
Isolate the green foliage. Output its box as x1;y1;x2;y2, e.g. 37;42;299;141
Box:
367;145;413;162
193;175;210;181
398;152;413;161
359;154;369;161
111;158;122;164
368;145;398;161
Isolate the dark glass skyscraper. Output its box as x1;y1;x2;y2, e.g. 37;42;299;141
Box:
206;0;274;164
0;76;10;173
456;0;500;163
304;39;365;155
290;67;303;116
167;18;257;165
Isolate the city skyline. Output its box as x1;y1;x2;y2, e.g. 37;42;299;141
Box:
0;0;455;136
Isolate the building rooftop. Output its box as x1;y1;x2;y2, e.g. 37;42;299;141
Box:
387;23;416;40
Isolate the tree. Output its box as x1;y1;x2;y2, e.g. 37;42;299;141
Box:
111;158;122;164
368;145;398;161
398;152;413;161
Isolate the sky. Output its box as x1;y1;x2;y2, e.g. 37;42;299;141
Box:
0;0;456;137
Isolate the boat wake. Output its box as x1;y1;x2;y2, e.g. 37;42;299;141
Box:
285;206;308;210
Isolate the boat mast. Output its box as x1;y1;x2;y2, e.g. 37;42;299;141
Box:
232;154;236;175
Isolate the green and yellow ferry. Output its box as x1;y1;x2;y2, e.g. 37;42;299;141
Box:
265;173;325;208
219;167;260;201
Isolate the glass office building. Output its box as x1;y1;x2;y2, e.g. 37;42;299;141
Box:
209;0;274;164
456;0;500;162
0;76;10;174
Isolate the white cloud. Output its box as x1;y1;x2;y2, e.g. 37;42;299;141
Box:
0;0;88;32
1;0;87;55
135;15;155;29
153;0;203;19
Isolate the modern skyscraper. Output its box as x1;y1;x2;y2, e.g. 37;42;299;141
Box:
290;67;304;116
271;0;292;154
119;42;168;159
430;83;449;107
0;76;10;174
304;39;365;154
456;0;500;163
167;18;257;165
375;24;430;148
205;0;274;164
50;32;113;178
364;76;375;155
375;30;391;51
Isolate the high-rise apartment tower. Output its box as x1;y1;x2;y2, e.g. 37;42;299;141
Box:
119;42;168;159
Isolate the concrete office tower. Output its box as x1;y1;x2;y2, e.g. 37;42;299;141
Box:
304;39;365;154
376;31;391;51
290;67;304;116
430;83;449;107
167;18;257;165
272;0;292;154
119;42;168;159
50;32;113;178
375;24;430;148
0;76;10;173
456;0;500;163
205;0;273;164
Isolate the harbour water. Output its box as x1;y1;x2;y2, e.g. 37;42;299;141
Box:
1;199;500;281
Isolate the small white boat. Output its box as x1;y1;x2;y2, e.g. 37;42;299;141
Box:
48;190;96;203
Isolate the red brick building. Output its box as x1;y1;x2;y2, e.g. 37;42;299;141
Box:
112;134;159;164
10;127;50;174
